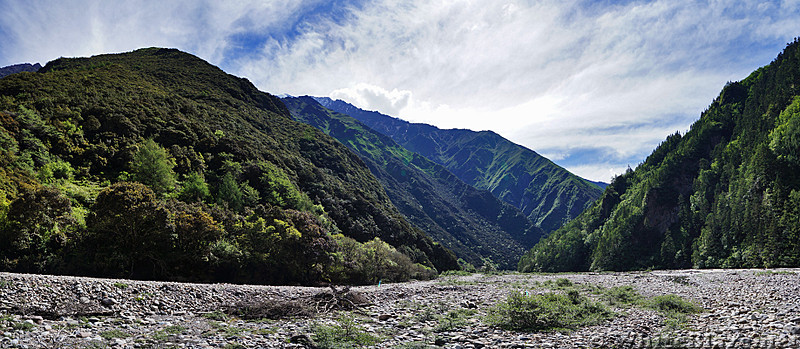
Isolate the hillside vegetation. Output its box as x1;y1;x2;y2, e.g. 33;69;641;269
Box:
315;97;603;233
519;39;800;272
284;96;541;269
0;48;458;285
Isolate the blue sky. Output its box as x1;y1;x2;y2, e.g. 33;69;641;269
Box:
1;0;799;181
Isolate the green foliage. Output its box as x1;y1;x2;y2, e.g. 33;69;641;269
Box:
0;186;75;272
434;308;476;332
179;172;210;202
216;172;243;211
85;182;173;278
317;97;603;234
487;290;613;332
600;285;643;307
647;294;702;315
0;47;459;284
99;329;129;339
327;235;436;285
131;139;177;194
647;294;702;328
521;39;800;272
311;314;381;349
285;96;539;269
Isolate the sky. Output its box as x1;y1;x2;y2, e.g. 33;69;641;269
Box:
1;0;799;182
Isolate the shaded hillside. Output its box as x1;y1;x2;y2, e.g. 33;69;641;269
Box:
315;97;603;233
0;48;457;285
519;39;800;272
284;96;542;269
0;63;41;79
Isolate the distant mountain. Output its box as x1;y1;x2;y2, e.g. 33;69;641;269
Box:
589;180;609;189
0;48;457;285
284;96;542;269
315;97;603;233
0;63;41;78
519;39;800;272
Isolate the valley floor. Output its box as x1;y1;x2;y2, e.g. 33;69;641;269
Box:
1;269;799;348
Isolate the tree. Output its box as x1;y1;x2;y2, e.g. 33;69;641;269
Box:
179;172;210;202
86;182;172;278
0;186;74;271
131;139;176;194
216;172;243;211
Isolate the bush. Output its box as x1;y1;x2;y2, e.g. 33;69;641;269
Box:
601;285;643;307
487;291;613;332
647;294;702;329
311;314;381;348
648;294;702;314
327;235;436;285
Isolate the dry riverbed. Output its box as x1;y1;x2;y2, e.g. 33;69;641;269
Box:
1;269;799;348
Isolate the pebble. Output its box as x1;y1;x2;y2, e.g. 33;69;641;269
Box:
0;269;799;347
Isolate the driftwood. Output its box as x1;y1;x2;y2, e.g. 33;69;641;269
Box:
310;285;370;314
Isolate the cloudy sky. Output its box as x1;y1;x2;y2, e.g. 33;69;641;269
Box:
1;0;799;181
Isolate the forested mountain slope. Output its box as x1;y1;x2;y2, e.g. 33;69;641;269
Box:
315;97;603;233
0;48;457;285
519;39;800;272
284;96;542;269
0;63;41;79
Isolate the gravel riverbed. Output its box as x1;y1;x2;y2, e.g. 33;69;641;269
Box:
1;269;799;348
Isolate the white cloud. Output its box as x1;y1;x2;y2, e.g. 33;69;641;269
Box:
330;83;412;116
1;0;799;181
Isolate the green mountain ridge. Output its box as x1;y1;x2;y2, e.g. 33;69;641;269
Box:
314;97;603;233
519;38;800;272
0;47;457;285
283;96;542;269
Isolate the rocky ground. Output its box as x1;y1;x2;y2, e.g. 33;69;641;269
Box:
1;269;799;348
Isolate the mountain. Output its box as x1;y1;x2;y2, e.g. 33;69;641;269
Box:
519;39;800;272
0;48;457;285
315;97;603;233
283;96;542;269
0;63;41;78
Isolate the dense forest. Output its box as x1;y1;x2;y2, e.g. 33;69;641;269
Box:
315;97;603;233
519;39;800;272
283;96;541;269
0;48;459;285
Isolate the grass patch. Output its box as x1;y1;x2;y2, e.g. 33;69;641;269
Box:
202;310;230;321
434;308;476;332
487;290;613;332
311;314;381;348
647;294;703;329
100;329;130;339
12;321;35;331
164;325;186;334
755;270;796;276
600;285;643;307
112;282;129;289
439;270;472;277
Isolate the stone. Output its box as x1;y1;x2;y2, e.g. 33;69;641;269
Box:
378;314;392;321
101;297;117;307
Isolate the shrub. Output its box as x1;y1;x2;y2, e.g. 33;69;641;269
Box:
648;294;702;314
601;285;643;307
487;291;613;332
311;314;381;348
